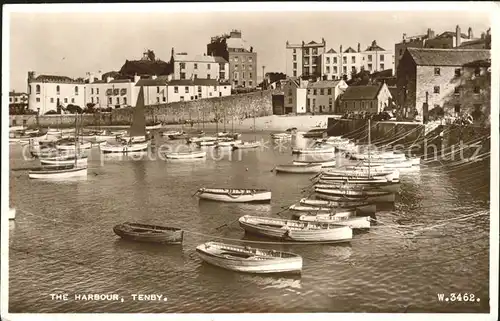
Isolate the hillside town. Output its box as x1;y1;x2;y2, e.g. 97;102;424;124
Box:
9;25;491;126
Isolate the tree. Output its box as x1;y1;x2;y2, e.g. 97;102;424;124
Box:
65;104;83;114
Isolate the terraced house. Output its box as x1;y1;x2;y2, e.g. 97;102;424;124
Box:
85;73;141;109
169;50;229;82
285;39;326;79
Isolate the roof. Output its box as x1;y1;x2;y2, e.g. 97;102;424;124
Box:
135;79;167;87
459;38;487;48
173;54;219;63
109;79;132;83
119;59;170;77
165;79;225;86
31;74;84;83
406;48;491;66
365;43;386;52
226;37;252;52
341;84;383;100
213;56;229;64
326;48;337;54
307;80;342;89
462;59;491;68
286;78;308;89
437;31;469;39
344;47;357;53
193;79;219;86
308;41;317;45
9;91;28;96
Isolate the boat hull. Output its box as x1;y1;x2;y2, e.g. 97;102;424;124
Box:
292;147;335;154
197;189;271;203
315;190;395;203
40;157;88;166
164;151;206;159
28;166;88;179
275;164;323;174
100;142;149;153
292;160;336;167
113;224;183;244
298;215;371;229
316;181;401;193
56;142;92;151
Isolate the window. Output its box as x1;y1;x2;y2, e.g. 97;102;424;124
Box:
249;80;253;86
343;66;347;74
96;88;99;94
248;57;253;63
454;104;461;113
242;81;246;87
180;63;186;69
71;98;75;103
242;64;245;70
333;57;337;64
108;97;112;104
117;97;120;104
91;88;94;94
36;97;40;102
207;64;211;70
234;56;239;62
124;97;127;105
185;86;189;93
75;86;79;95
157;86;160;93
474;86;480;94
235;64;239;70
192;96;195;100
313;48;318;55
304;57;310;65
156;97;159;103
367;64;372;71
64;98;68;103
293;62;297;69
343;56;347;64
242;72;245;79
313;89;317;95
368;55;372;62
219;72;224;79
293;70;297;77
326;57;330;64
474;68;481;77
207;74;211;79
174;86;179;93
434;68;441;76
305;48;310;55
288;97;293;104
220;63;226;70
96;97;99;103
198;86;202;93
194;74;198;79
194;63;198;70
329;97;333;109
455;68;461;77
234;72;238;79
333;66;338;73
162;97;166;102
36;84;41;94
434;86;440;93
320;89;324;95
454;86;460;95
213;85;217;91
328;88;332;95
90;97;93;103
380;55;384;62
180;73;186;80
312;98;316;107
293;49;296;54
326;66;330;73
249;72;252;79
399;49;403;55
380;64;385;70
351;56;356;64
180;96;184;101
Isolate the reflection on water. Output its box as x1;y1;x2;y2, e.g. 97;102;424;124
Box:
8;132;490;313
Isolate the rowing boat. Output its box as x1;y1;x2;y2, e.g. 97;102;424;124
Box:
196;188;271;203
239;215;352;242
232;141;262;150
196;242;302;274
275;164;323;174
292;146;335;154
163;151;206;159
292;159;336;167
315;181;401;193
113;222;183;244
297;214;371;229
28;165;88;179
315;188;395;203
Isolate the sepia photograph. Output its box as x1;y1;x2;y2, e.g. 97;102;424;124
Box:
1;2;499;321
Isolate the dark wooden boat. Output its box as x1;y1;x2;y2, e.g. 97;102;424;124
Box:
113;222;184;244
302;128;327;139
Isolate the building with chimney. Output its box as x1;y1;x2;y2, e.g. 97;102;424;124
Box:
394;25;483;75
85;73;142;109
207;30;257;88
339;83;392;115
169;50;229;81
319;41;394;81
285;39;326;79
396;47;491;122
306;80;348;114
27;72;86;114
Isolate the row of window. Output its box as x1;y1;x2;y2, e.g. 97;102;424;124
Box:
179;73;220;80
232;80;253;87
233;72;253;80
308;88;334;95
232;56;253;63
292;48;320;55
32;85;80;95
434;67;482;77
34;97;77;104
172;85;219;94
180;63;212;70
433;85;481;94
9;97;28;103
234;64;253;71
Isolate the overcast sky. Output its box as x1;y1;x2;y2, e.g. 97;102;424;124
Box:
7;6;492;92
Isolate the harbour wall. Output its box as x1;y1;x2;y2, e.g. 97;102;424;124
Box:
9;89;278;129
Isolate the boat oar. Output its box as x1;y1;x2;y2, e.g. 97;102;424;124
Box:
270;166;276;172
191;189;202;197
309;172;323;181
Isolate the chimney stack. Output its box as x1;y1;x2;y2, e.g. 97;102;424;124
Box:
481;32;486;39
340;45;343;53
357;43;361;52
486;28;491;36
468;27;473;39
134;74;140;83
427;28;435;39
456;25;461;47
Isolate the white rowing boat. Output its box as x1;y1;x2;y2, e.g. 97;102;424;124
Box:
164;151;207;159
297;214;371;229
315;181;401;193
315;188;395;203
196;242;303;274
292;159;336;167
100;141;149;153
232;141;262;150
28;165;88;179
275;164;323;174
40;155;88;166
292;146;335;154
196;188;271;203
239;215;353;242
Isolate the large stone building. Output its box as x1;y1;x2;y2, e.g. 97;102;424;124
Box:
396;47;491;122
285;39;326;79
306;80;348;114
339;83;392;115
394;25;485;75
169;50;229;81
319;41;394;81
207;30;257;88
27;72;86;114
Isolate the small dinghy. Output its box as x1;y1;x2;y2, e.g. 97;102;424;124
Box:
188;136;217;144
28;165;88;179
113;222;183;244
146;123;162;130
292;146;335;154
315;188;395;203
275;164;323;174
239;215;353;242
100;142;149;153
289;205;356;218
56;141;92;151
299;197;368;208
40;154;88;166
164;151;206;159
292;159;336;167
315;181;400;193
196;242;302;274
162;130;183;137
232;141;262;150
168;132;188;140
9;208;16;220
217;132;241;139
297;214;371;229
216;139;242;148
271;133;292;140
196;188;271;203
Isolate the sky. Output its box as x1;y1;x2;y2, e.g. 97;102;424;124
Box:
7;5;493;92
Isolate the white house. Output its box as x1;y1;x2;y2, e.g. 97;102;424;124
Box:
283;78;309;114
307;80;348;113
170;50;229;81
85;74;141;109
27;72;86;114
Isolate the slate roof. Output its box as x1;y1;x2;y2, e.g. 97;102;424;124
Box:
326;48;337;54
437;31;469;39
406;48;491;66
344;47;357;53
119;59;170;77
459;38;487;48
307;80;342;89
135;79;168;87
365;43;386;52
109;79;132;83
9;91;28;96
31;74;84;83
341;84;382;100
213;56;229;64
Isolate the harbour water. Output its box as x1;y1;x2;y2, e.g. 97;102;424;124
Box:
8;131;490;313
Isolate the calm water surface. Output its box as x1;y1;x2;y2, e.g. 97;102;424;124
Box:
8;131;490;313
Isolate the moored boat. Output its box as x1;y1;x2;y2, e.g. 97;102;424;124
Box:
289;203;376;216
292;145;335;154
271;133;292;140
40;155;88;166
232;141;262;150
275;164;323;174
315;188;395;203
56;141;92;151
297;214;371;229
164;151;206;159
196;242;302;274
315;181;400;193
100;141;149;153
239;215;353;242
292;159;336;167
196;188;271;203
302;128;327;139
113;222;183;244
28;165;88;179
169;132;189;140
